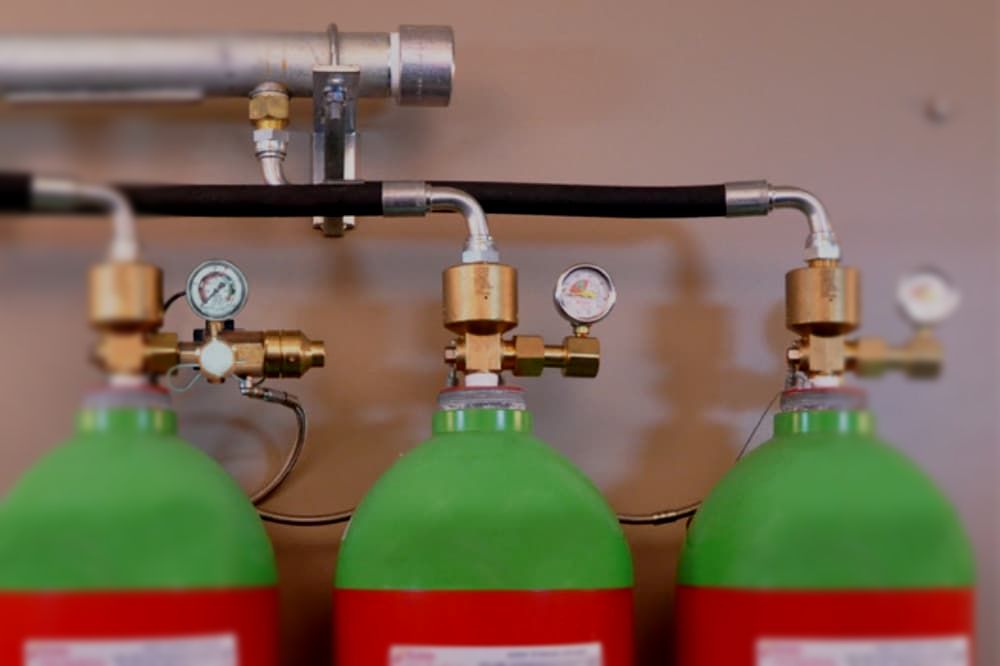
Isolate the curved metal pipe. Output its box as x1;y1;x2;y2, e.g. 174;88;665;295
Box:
618;502;700;526
724;181;840;261
241;382;307;505
258;156;289;186
769;186;840;262
429;186;498;263
258;506;354;526
382;182;499;263
32;177;139;261
239;379;355;525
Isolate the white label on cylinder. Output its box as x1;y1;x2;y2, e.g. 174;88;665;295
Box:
757;637;970;666
25;634;237;666
390;643;603;665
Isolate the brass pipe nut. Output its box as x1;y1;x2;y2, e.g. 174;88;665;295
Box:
902;330;944;378
249;89;291;129
510;335;546;376
561;336;600;377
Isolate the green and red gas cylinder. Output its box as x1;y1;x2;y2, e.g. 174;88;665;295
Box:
676;386;975;666
334;386;635;666
0;386;278;665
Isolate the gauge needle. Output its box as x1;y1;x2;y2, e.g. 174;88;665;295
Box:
206;282;227;302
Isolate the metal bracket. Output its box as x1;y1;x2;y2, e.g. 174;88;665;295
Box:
312;66;361;236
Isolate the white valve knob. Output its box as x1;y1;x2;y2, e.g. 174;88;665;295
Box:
200;339;236;381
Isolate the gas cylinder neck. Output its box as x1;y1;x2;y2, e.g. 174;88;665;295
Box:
433;386;533;434
774;409;875;437
76;386;177;436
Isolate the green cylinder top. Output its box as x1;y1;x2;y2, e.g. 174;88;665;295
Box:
678;407;975;589
0;389;276;591
773;408;874;436
337;389;633;591
432;405;533;435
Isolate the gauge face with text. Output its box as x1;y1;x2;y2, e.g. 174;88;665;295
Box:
186;259;249;321
554;264;617;325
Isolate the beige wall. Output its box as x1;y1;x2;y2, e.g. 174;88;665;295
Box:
0;1;996;664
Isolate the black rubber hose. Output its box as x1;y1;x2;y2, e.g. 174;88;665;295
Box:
0;172;31;211
116;181;727;219
115;182;384;217
0;173;729;219
433;182;727;218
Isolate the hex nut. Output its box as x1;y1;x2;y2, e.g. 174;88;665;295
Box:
249;91;291;125
512;335;545;376
563;336;600;377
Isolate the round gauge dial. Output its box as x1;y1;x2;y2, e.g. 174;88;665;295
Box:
897;267;960;326
554;264;617;325
186;259;249;321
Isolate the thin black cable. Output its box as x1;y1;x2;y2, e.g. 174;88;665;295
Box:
162;291;185;313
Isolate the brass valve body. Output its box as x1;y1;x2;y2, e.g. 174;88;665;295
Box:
442;262;601;379
180;330;326;379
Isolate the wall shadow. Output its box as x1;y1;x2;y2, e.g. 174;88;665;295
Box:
605;225;788;665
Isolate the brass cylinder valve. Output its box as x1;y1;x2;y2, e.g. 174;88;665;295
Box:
785;264;957;383
443;262;615;383
90;258;326;385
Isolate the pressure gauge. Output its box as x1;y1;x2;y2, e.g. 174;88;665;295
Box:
554;263;617;326
186;259;249;321
897;267;960;326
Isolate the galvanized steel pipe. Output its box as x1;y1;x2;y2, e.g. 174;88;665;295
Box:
0;25;454;105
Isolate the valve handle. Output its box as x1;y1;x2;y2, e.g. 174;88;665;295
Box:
897;267;960;328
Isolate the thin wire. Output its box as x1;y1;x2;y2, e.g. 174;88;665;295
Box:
165;363;202;393
735;390;783;461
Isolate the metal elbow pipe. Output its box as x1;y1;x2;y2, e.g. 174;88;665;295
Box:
428;187;498;263
382;182;499;263
32;177;139;262
725;181;841;261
